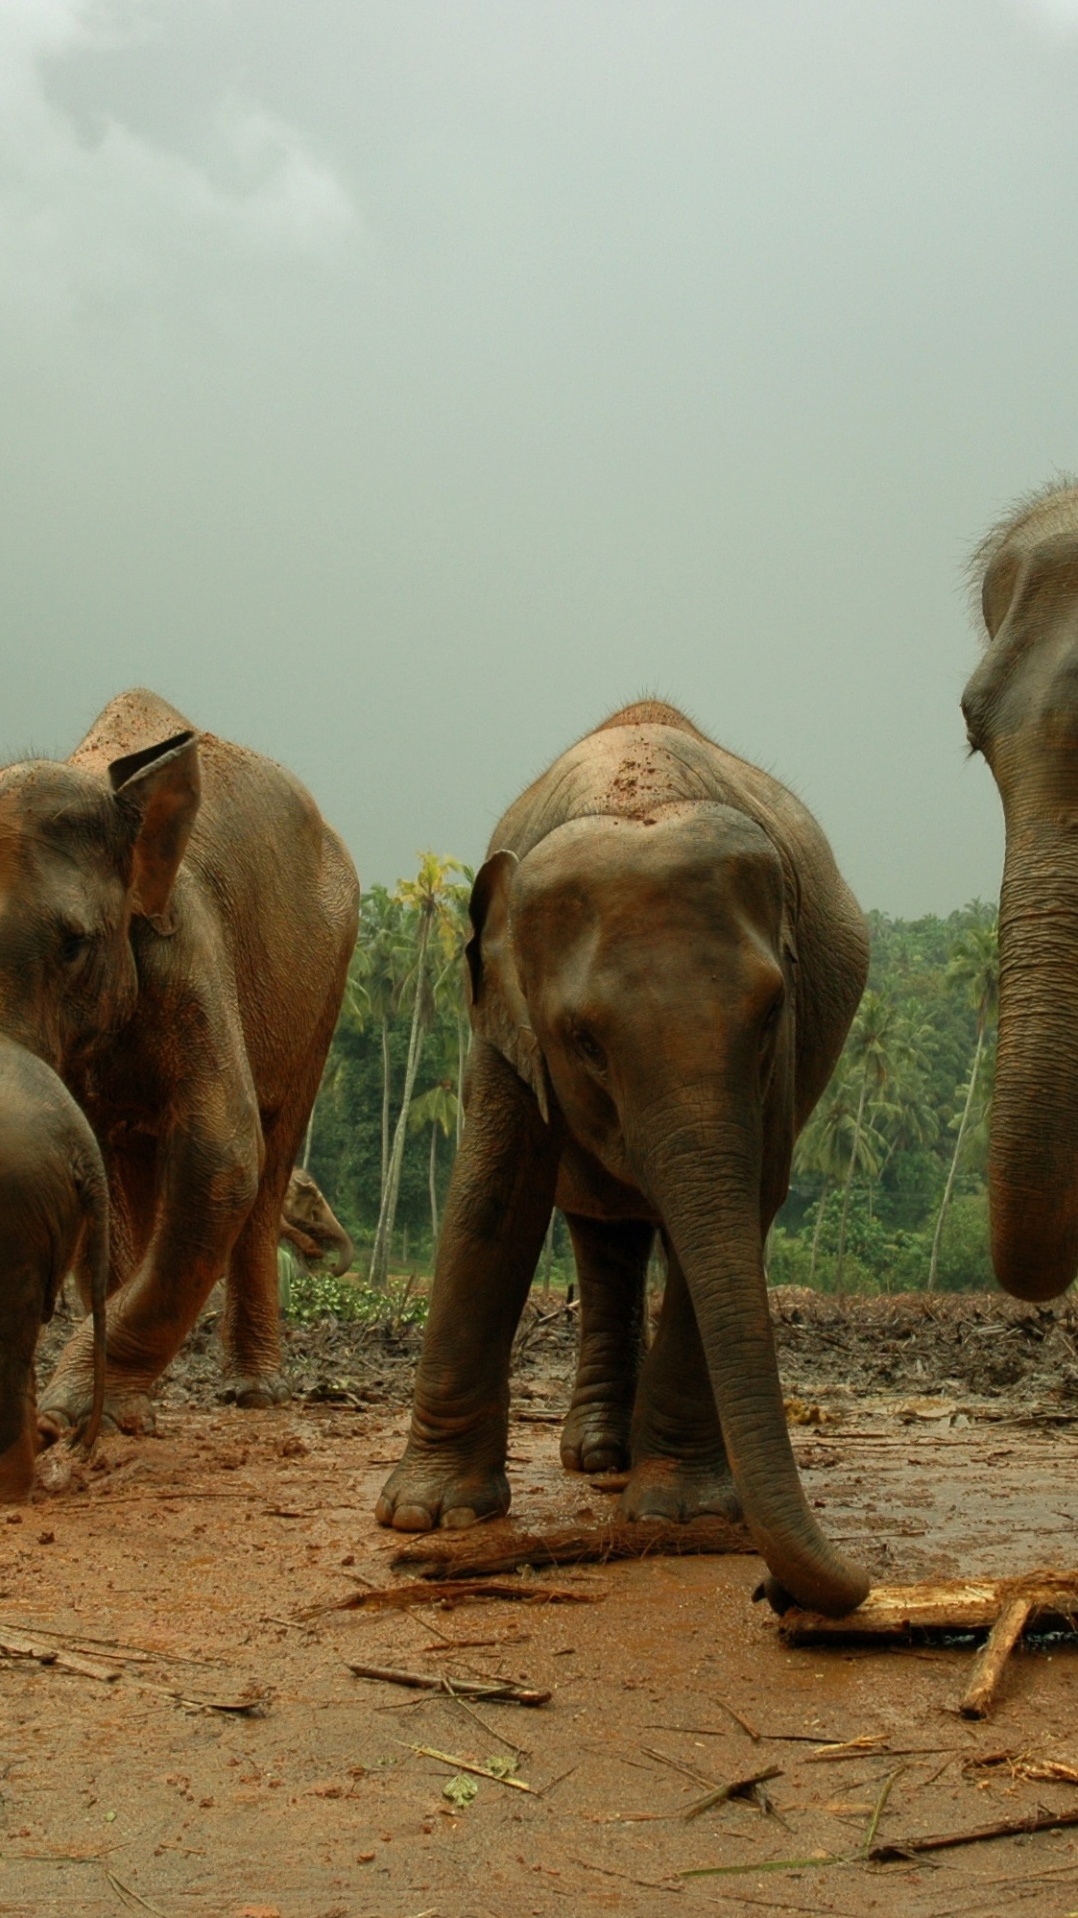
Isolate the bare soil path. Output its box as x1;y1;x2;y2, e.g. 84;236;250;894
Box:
4;1293;1078;1918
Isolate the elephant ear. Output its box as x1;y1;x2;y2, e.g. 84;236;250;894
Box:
108;731;202;936
466;850;550;1122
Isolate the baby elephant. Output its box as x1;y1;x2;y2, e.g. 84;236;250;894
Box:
0;1040;106;1500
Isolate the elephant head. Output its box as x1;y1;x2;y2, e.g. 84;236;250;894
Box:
965;485;1078;1300
467;802;868;1616
0;731;200;1074
281;1168;354;1277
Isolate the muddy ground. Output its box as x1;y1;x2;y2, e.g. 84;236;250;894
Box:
5;1289;1078;1918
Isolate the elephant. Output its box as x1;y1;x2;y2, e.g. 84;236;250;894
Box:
0;1037;106;1499
964;480;1078;1301
376;699;870;1616
280;1168;355;1277
0;689;359;1438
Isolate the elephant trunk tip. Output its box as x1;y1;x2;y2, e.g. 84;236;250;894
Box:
991;1187;1078;1302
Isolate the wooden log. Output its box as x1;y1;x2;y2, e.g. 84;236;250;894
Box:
960;1595;1034;1719
392;1516;754;1579
779;1571;1078;1644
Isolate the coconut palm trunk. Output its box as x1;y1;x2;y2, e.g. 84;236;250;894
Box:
927;1027;985;1294
834;1073;868;1293
370;913;431;1288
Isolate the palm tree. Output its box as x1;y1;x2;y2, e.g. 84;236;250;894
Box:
369;854;465;1287
833;991;905;1290
796;1058;888;1285
927;921;999;1292
409;1078;459;1255
349;887;410;1202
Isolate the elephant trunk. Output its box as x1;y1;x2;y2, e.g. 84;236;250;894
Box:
326;1225;355;1279
990;823;1078;1300
638;1107;869;1616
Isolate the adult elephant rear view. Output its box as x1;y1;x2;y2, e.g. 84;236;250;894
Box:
0;689;359;1434
378;700;870;1616
965;482;1078;1301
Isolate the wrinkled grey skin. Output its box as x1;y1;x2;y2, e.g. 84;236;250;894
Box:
0;689;358;1441
965;481;1078;1301
0;1038;106;1501
280;1168;354;1277
378;701;870;1617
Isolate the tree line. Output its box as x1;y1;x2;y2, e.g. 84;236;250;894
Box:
306;860;998;1296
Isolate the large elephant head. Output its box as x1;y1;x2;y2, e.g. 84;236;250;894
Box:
0;732;200;1073
964;484;1078;1300
467;802;868;1616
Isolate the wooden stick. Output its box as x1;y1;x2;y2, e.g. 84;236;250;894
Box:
296;1578;601;1619
960;1595;1033;1719
868;1804;1078;1863
392;1515;753;1578
0;1628;121;1683
409;1744;535;1792
684;1764;783;1820
347;1662;550;1706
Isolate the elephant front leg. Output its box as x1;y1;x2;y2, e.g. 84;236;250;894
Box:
560;1215;651;1474
39;1106;261;1439
620;1237;742;1524
376;1040;561;1532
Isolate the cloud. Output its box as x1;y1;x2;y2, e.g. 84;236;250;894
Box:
1008;0;1078;32
0;0;358;326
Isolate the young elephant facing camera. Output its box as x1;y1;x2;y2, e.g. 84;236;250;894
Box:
0;1038;106;1500
378;701;870;1618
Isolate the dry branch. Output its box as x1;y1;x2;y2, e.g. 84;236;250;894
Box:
296;1578;601;1620
868;1804;1078;1863
960;1594;1034;1718
347;1661;550;1706
0;1627;121;1683
392;1515;753;1578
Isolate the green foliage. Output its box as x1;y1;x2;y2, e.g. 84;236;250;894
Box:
284;1265;428;1332
307;874;1000;1309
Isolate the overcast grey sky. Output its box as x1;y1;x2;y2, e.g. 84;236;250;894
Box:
2;1;1077;914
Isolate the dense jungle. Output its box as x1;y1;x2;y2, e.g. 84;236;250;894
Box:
304;858;998;1305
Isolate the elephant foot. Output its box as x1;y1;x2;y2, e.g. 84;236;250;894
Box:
619;1454;742;1525
220;1371;291;1410
559;1397;632;1475
38;1384;156;1445
376;1439;511;1533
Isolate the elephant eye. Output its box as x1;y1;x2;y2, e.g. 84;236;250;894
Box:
572;1027;606;1071
59;928;92;965
762;996;783;1037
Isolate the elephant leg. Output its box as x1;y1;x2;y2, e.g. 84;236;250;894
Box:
376;1039;561;1532
620;1236;741;1524
560;1214;650;1474
221;1134;295;1411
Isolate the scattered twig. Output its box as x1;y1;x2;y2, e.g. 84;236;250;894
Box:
642;1745;716;1788
684;1764;783;1821
860;1766;904;1857
393;1515;752;1578
297;1578;600;1619
807;1735;890;1763
105;1871;166;1916
0;1627;121;1683
868;1804;1078;1863
962;1749;1078;1786
347;1661;550;1706
408;1744;535;1793
441;1682;532;1758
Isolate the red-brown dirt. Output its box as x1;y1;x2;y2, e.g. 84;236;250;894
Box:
4;1292;1078;1918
